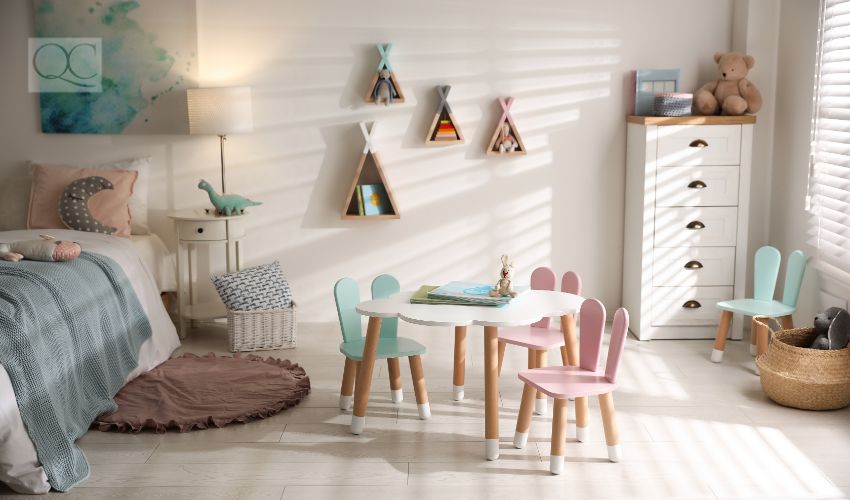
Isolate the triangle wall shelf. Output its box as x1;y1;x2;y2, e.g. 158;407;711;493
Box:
365;43;405;105
341;122;400;220
425;85;464;146
486;96;527;156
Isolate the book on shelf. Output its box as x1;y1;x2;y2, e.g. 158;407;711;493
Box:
356;184;392;215
426;281;528;306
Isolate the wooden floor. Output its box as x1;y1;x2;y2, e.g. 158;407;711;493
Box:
3;321;850;499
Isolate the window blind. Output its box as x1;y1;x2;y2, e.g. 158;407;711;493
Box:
809;0;850;279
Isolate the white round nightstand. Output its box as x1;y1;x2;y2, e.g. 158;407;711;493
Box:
168;209;249;338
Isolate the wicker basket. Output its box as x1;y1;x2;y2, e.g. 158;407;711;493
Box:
227;303;297;352
755;317;850;410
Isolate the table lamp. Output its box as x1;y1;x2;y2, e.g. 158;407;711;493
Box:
187;86;253;194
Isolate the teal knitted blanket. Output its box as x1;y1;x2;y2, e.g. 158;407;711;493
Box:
0;252;152;492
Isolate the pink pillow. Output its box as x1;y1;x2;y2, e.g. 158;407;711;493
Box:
27;164;137;237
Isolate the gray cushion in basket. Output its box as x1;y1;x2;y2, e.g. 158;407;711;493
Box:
212;261;292;311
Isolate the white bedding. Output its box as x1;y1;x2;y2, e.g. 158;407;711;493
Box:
0;230;180;494
129;233;177;293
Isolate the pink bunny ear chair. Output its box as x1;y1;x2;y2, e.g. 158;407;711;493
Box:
513;298;629;475
495;269;582;415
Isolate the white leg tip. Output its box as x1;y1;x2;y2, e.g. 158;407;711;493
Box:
339;395;353;410
350;415;365;435
417;402;431;420
576;426;588;443
452;385;465;401
749;344;757;356
513;431;528;449
485;439;500;460
710;349;724;363
391;389;403;404
608;444;622;462
534;397;548;415
550;455;565;475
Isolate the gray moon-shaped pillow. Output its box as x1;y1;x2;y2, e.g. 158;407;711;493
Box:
58;176;118;235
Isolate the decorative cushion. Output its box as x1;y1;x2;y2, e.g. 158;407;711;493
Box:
27;157;151;234
212;261;293;311
59;176;119;235
27;164;137;237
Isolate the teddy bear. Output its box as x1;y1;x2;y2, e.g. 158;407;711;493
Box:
693;52;762;116
372;68;397;106
810;307;850;350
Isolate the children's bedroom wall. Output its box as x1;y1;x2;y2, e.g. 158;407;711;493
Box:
0;0;737;320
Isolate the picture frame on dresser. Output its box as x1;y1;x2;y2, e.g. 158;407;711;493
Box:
621;115;756;340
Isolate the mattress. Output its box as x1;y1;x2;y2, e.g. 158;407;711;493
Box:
0;229;180;494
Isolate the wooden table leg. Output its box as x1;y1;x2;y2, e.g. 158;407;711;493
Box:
484;325;500;460
453;326;467;401
561;314;579;366
351;316;382;435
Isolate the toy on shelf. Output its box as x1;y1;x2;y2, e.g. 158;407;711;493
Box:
810;307;850;350
341;122;400;219
197;179;262;216
425;85;464;145
365;43;405;105
490;254;518;298
694;52;762;116
0;235;81;262
487;97;526;156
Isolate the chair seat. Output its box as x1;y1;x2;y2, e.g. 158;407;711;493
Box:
518;366;615;399
340;337;426;361
498;325;566;350
716;299;795;317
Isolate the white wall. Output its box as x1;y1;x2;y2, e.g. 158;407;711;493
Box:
0;0;738;320
770;0;843;322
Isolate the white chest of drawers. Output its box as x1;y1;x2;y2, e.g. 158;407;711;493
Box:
622;116;755;340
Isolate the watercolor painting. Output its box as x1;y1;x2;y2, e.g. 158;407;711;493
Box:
32;0;198;134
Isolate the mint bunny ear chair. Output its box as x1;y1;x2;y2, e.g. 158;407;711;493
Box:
334;275;430;435
711;247;806;363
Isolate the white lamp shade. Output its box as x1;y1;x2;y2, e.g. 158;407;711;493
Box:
187;86;254;135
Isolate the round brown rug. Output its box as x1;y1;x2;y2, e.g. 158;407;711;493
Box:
94;353;310;433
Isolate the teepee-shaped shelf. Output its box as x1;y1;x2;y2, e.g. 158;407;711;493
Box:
486;97;527;156
341;122;400;220
365;43;405;105
425;85;464;146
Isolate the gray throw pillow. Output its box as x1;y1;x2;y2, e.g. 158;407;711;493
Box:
212;261;293;311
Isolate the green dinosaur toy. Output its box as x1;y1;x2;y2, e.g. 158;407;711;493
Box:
197;179;262;216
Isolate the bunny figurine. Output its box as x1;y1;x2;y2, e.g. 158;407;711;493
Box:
490;254;518;298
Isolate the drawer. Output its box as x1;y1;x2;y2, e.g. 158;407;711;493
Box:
651;286;733;326
653;247;735;287
177;220;227;241
655;165;739;207
656;125;741;166
654;207;738;247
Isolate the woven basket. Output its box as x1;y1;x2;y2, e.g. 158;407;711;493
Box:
755;317;850;410
227;303;297;352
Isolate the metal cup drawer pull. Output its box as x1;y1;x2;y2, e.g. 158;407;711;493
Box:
682;300;702;309
686;220;705;230
683;260;703;269
688;139;709;148
687;180;707;189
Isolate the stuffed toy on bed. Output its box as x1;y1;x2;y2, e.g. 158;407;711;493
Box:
0;235;81;262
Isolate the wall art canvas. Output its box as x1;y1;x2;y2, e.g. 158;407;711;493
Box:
32;0;198;134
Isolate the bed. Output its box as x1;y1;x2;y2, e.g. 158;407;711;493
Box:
0;229;180;494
